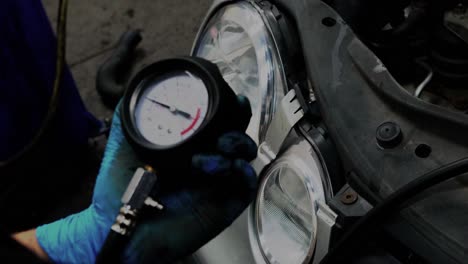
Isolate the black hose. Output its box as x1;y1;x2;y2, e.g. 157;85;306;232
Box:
96;30;142;109
95;231;127;264
0;0;68;169
320;157;468;263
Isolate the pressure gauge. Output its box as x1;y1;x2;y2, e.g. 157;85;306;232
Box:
121;57;248;169
133;71;208;146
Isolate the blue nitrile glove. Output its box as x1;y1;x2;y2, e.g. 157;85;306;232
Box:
36;96;257;264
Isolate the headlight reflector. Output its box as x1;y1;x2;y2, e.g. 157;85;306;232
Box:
193;2;286;144
254;140;329;264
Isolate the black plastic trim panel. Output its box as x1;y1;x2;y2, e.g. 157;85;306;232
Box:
271;0;468;263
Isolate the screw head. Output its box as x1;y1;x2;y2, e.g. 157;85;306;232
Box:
341;190;358;205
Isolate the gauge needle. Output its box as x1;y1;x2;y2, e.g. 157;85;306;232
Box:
146;97;193;119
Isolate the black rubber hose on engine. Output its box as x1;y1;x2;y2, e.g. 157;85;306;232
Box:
96;30;142;109
320;157;468;263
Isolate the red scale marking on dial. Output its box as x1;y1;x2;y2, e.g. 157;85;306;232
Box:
181;108;201;136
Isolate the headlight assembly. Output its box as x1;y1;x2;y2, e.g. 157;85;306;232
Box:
192;1;286;144
193;2;336;264
252;140;329;264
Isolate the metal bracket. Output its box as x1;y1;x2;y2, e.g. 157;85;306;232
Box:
313;201;338;264
252;89;304;174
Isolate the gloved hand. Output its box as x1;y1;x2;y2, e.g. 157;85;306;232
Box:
36;96;257;264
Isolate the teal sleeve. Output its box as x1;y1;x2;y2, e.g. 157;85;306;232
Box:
36;205;113;264
35;105;142;263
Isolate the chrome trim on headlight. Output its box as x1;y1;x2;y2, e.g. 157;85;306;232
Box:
251;89;304;175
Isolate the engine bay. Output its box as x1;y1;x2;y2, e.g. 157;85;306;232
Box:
329;0;468;113
273;0;468;263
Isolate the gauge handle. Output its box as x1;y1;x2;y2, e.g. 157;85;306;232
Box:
96;167;162;263
95;230;128;264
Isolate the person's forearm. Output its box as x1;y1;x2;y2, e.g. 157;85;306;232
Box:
12;229;50;262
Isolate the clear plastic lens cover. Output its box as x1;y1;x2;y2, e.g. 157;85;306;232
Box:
194;2;284;143
257;165;317;264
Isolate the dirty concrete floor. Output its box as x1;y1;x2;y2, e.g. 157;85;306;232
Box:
42;0;212;119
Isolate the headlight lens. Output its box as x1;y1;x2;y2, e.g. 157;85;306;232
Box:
255;154;324;264
193;2;286;144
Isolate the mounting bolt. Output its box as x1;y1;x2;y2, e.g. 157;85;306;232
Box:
341;190;358;205
376;122;403;149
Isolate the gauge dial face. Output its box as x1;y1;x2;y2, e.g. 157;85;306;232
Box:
134;71;209;147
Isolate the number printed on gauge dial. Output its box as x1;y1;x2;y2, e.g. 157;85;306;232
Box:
134;71;209;146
